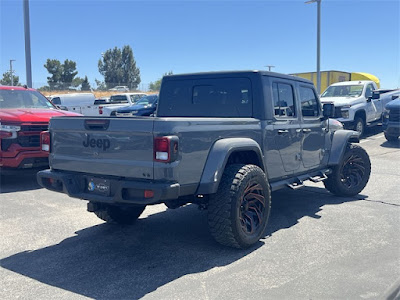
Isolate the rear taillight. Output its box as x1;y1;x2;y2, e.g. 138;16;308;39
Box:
41;131;51;152
154;136;179;163
99;106;103;115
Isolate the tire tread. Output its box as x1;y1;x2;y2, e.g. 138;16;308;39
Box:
208;164;271;249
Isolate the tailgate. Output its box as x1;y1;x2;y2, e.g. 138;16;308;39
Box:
49;117;154;179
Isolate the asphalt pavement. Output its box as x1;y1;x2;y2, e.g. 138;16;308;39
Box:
1;129;399;300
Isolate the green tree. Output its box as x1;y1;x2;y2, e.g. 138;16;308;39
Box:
81;76;91;91
98;45;141;89
149;71;173;91
95;79;107;91
44;59;63;90
72;76;84;88
61;59;78;89
0;71;20;86
44;59;79;90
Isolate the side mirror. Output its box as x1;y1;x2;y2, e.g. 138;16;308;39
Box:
366;97;372;103
371;92;380;100
322;103;334;119
57;105;68;111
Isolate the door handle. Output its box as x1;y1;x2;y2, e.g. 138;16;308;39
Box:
302;128;312;133
278;129;289;134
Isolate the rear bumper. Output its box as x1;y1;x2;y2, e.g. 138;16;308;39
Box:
37;169;180;205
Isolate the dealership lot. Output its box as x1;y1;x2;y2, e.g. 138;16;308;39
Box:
0;129;399;300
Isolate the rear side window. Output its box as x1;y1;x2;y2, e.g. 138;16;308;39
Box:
299;86;320;117
158;77;252;117
110;95;128;104
272;82;296;118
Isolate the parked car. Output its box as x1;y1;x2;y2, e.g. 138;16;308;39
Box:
102;93;147;116
109;86;129;92
114;94;158;117
0;85;80;171
382;97;400;142
38;70;371;249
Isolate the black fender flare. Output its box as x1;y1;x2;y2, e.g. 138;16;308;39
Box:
328;130;360;166
196;138;265;194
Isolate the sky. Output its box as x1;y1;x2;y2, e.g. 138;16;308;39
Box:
0;0;399;90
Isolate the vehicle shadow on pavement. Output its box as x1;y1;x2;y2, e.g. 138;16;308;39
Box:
363;126;383;139
0;186;365;299
265;186;366;237
0;170;42;194
0;205;261;299
380;140;400;149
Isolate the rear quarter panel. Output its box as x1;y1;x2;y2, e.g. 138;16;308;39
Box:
153;118;262;193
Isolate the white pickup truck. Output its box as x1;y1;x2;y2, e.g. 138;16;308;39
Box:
320;81;399;136
101;93;147;116
50;92;147;116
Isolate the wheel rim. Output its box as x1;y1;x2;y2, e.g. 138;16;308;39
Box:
239;181;266;235
356;120;363;134
340;153;366;189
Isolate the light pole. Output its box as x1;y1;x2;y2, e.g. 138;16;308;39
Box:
265;65;275;72
9;59;16;86
23;0;32;88
305;0;321;94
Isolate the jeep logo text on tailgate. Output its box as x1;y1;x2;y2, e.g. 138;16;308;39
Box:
83;135;110;151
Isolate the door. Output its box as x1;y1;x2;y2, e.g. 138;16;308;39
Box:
298;85;326;169
365;83;378;122
271;81;302;174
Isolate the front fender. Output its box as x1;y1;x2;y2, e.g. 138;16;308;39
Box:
196;138;264;195
328;130;360;166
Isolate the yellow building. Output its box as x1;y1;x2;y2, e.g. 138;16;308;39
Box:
290;70;380;92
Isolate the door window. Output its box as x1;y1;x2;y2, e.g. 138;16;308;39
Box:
272;83;296;118
299;86;320;117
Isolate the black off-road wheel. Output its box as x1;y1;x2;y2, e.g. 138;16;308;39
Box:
324;144;371;197
384;132;399;142
92;203;145;225
208;164;271;249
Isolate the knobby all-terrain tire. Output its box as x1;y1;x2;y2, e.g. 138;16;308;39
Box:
93;203;146;225
208;164;271;249
384;132;399;142
324;144;371;197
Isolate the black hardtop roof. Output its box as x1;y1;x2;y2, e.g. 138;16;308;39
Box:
163;70;313;85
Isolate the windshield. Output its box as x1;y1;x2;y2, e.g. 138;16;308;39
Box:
130;94;145;103
321;85;363;98
0;90;55;109
136;95;157;106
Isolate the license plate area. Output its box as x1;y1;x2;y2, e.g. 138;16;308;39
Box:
86;177;111;196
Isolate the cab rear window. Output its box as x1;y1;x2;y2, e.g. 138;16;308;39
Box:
158;77;253;117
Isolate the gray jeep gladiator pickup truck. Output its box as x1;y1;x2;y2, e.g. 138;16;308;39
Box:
38;71;371;249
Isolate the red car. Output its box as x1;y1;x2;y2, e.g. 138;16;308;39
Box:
0;85;80;171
